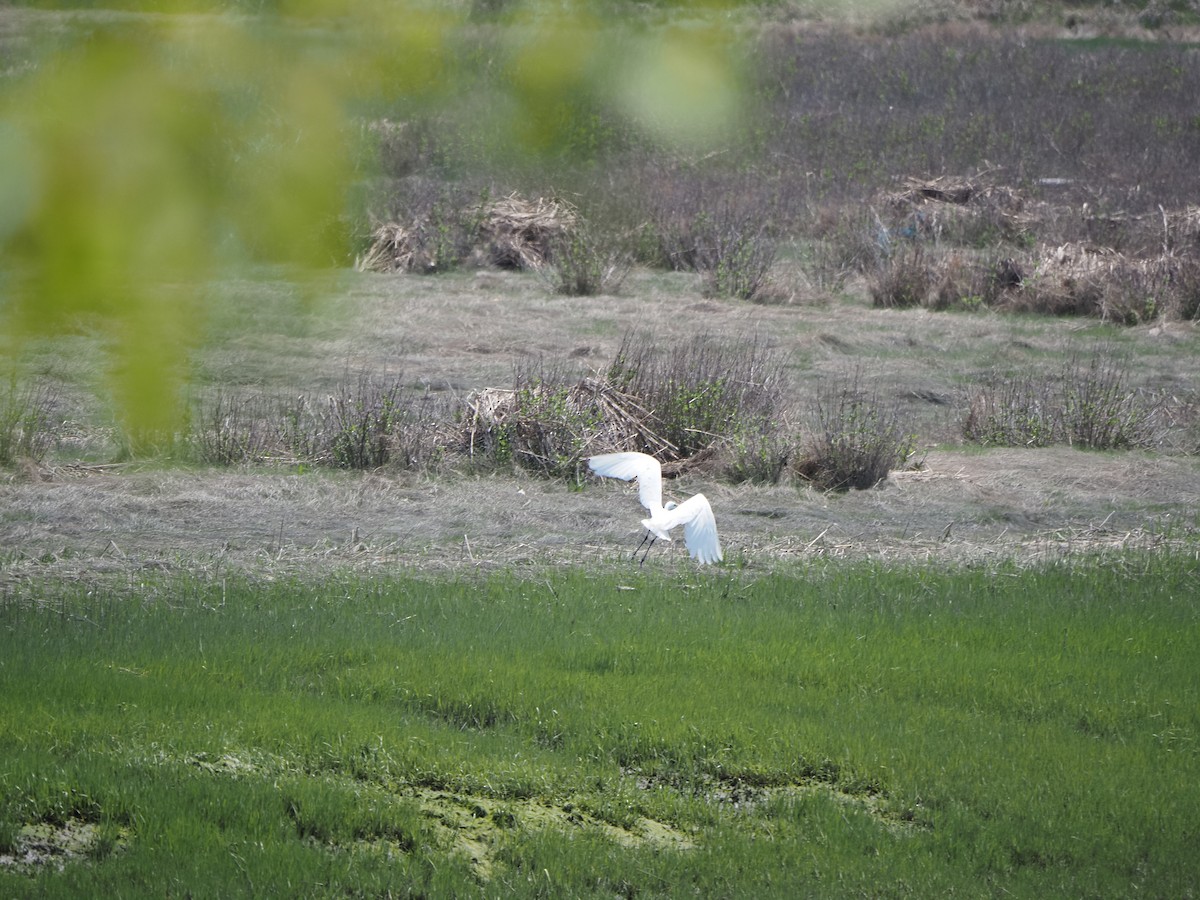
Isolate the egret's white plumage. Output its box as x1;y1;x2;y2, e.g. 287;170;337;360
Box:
588;451;723;565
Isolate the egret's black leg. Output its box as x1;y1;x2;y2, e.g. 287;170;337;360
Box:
638;536;657;567
632;530;651;563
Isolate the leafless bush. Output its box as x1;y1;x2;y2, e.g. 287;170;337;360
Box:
190;391;277;466
192;374;445;470
963;346;1164;450
795;372;918;492
540;222;631;296
801;204;888;289
606;331;787;462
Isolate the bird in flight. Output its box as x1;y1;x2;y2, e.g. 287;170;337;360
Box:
587;451;723;565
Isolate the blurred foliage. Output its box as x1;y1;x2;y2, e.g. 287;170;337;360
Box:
0;0;746;447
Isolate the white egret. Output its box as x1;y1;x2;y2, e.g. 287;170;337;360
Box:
587;451;723;565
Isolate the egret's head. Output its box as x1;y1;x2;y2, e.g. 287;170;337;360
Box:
664;501;678;511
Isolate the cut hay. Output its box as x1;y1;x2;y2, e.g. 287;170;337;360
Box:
476;193;576;271
1006;242;1190;323
356;192;576;274
877;172;1028;247
355;222;425;273
885;173;1025;213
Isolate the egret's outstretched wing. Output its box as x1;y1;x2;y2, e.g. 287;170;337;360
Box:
587;452;663;513
658;493;723;565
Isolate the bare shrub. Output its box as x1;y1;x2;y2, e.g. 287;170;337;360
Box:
326;374;408;469
192;375;443;470
0;376;57;466
540;221;631;297
459;332;790;480
606;332;787;462
795;373;918;492
803;205;886;291
190;391;277;466
696;218;778;302
963;346;1163;450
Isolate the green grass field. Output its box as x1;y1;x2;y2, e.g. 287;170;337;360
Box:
2;553;1197;896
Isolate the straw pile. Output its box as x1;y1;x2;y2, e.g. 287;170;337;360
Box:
477;193;576;270
1007;242;1182;323
460;376;682;475
356;192;576;274
886;173;1024;212
878;173;1029;246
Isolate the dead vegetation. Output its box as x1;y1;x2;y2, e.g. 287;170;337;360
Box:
859;171;1200;321
357;192;576;275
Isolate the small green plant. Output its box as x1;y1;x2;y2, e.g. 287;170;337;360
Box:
797;372;918;491
723;426;795;484
328;374;405;469
699;224;778;301
463;363;604;477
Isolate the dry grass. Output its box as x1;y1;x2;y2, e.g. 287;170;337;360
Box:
4;448;1197;586
357;192;575;274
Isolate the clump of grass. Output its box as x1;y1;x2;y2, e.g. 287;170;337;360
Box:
868;246;934;309
0;376;57;466
796;372;918;491
963;345;1163;450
